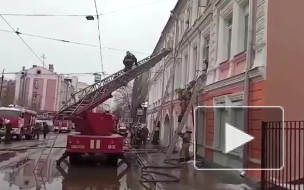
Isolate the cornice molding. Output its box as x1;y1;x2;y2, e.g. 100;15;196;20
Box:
203;67;262;92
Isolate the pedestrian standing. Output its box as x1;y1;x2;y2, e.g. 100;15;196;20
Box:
4;119;12;144
32;123;40;140
42;122;49;139
151;123;160;145
140;124;149;146
178;126;192;163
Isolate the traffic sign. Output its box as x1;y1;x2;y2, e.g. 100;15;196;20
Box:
224;123;254;154
94;73;101;82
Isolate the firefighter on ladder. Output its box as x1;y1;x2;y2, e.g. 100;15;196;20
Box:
178;126;192;163
123;51;138;72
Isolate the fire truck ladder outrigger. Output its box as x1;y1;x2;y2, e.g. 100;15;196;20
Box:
32;48;171;189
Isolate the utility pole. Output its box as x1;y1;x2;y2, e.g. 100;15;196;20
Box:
0;69;5;106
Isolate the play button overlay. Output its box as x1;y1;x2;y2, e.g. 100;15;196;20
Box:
224;123;254;154
193;105;284;171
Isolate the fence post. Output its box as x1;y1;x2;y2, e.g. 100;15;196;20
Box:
260;121;266;190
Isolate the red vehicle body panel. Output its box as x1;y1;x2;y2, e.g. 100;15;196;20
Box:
0;107;36;136
66;112;124;154
66;134;123;154
72;112;114;136
54;120;68;127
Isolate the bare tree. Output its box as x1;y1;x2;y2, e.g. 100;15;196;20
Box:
112;82;133;119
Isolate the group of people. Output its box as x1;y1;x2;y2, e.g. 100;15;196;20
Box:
33;122;50;140
0;119;50;144
130;123;149;147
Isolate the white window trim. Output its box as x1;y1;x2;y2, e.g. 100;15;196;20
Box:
213;96;226;149
232;0;250;55
217;2;233;64
191;40;199;80
212;92;245;153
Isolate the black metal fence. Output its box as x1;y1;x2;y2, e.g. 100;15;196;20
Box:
261;121;304;190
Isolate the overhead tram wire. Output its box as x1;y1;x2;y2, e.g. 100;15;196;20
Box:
0;15;45;67
0;0;168;17
2;71;111;76
93;0;104;76
0;28;150;54
0;28;98;47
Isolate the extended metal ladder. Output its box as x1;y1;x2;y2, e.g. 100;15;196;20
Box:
147;62;176;146
164;73;206;160
33;48;171;188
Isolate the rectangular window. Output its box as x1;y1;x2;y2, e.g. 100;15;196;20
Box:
218;109;226;149
184;54;189;84
193;46;198;78
204;35;210;62
175;61;181;89
32;92;37;100
227;18;233;59
244;9;249;51
34;80;38;89
214;108;226;149
32;103;36;110
230;108;244;154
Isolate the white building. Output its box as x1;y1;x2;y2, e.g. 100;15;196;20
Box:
147;0;304;182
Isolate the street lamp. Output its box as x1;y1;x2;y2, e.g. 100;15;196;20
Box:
86;15;95;20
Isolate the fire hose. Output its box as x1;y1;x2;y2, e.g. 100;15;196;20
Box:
136;151;181;190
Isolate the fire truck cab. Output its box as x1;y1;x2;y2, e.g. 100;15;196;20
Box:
0;106;37;140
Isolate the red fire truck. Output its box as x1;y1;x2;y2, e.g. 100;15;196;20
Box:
53;120;71;133
0;106;37;140
35;48;171;168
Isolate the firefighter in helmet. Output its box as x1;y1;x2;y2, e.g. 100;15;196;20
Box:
178;126;192;162
123;51;138;72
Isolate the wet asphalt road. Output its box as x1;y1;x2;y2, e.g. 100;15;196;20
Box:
0;133;144;190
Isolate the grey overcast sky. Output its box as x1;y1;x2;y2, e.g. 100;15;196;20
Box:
0;0;177;84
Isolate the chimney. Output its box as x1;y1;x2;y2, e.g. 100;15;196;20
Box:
22;66;25;71
33;65;37;68
49;64;54;72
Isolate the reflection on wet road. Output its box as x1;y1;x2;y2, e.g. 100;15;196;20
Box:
0;158;142;190
0;134;144;190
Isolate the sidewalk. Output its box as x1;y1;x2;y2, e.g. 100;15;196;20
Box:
137;152;258;190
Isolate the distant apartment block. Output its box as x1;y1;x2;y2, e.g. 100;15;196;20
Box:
0;79;16;106
14;64;78;112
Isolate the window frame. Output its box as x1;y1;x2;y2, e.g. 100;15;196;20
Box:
183;53;189;85
204;35;210;62
227;17;233;59
243;4;249;51
34;80;38;89
192;45;198;78
32;92;38;100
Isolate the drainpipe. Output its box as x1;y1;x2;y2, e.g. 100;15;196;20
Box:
168;18;178;146
159;35;166;145
242;0;255;176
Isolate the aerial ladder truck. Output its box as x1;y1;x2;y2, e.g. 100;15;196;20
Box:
33;48;171;189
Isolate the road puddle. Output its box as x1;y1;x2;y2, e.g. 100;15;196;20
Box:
0;152;17;162
0;157;145;190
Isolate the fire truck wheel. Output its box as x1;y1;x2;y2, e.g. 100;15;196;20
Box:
69;153;82;165
107;154;119;166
